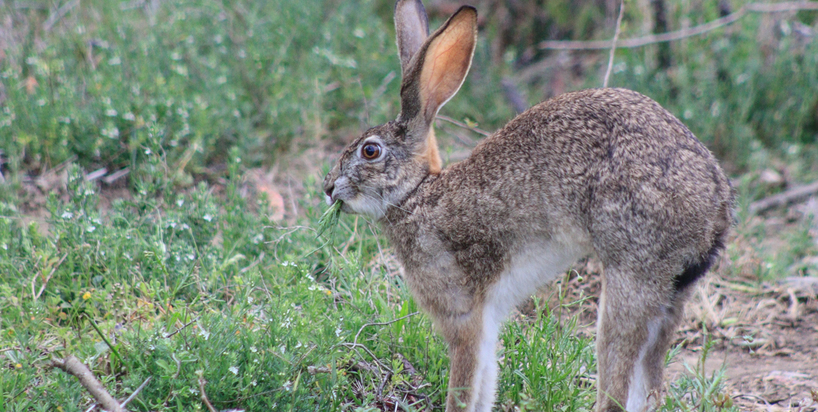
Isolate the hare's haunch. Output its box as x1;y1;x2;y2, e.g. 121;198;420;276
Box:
323;1;734;411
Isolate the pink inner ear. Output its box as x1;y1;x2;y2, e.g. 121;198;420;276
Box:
418;11;476;120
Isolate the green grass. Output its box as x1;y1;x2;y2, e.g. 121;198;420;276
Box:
0;158;598;411
0;160;738;411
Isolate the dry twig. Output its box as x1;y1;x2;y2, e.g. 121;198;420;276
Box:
603;0;625;88
120;377;151;409
43;0;81;31
199;377;218;412
435;115;490;137
33;253;69;300
51;355;125;412
538;1;818;51
748;181;818;214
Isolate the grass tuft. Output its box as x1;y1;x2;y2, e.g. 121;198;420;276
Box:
316;200;343;240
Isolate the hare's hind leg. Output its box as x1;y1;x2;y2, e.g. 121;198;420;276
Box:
595;266;687;412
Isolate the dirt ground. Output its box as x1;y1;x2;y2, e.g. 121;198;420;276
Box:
546;251;818;411
669;280;818;412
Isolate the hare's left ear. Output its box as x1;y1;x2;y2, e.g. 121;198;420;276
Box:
395;0;430;72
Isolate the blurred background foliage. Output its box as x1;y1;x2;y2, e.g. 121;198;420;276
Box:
0;0;817;179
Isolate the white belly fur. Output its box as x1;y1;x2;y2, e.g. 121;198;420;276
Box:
472;239;591;412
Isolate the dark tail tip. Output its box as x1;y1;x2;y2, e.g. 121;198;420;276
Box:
674;236;726;293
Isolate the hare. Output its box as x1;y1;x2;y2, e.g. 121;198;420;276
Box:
323;1;734;411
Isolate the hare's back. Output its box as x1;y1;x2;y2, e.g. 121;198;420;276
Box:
481;88;732;267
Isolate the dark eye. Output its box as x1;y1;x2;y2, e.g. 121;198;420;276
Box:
361;143;381;160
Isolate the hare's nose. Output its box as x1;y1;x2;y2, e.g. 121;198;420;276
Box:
324;182;335;199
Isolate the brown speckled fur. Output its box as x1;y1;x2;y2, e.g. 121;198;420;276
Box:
323;2;734;411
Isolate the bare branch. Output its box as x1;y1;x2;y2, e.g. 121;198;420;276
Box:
603;0;626;88
51;355;125;412
163;315;201;339
199;377;218;412
538;1;818;51
435;115;490;137
34;253;69;300
748;181;818;215
43;0;81;32
120;377;152;408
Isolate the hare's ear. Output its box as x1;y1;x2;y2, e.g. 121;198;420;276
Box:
400;6;477;130
395;0;429;72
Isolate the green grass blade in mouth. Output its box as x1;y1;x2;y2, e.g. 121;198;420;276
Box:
316;200;342;239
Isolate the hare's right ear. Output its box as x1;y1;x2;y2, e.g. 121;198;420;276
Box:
399;6;477;130
395;0;430;72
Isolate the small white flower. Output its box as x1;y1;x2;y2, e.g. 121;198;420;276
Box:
203;214;213;222
86;225;96;233
176;199;184;207
282;380;292;391
279;344;286;354
228;366;239;375
250;346;257;353
105;109;118;117
61;211;73;219
123;112;135;121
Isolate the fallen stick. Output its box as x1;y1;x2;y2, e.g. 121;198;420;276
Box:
199;377;218;412
51;355;125;412
748;181;818;215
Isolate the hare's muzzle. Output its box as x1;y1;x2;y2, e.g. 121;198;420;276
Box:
323;182;335;205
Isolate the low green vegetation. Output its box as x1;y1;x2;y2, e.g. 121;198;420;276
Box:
0;164;737;410
0;158;600;410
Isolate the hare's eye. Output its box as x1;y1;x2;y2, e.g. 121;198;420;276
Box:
361;143;381;160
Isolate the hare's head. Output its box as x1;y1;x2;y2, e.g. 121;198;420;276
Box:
323;0;477;219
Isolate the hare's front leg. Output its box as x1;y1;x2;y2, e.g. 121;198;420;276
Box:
595;266;687;412
441;308;504;412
